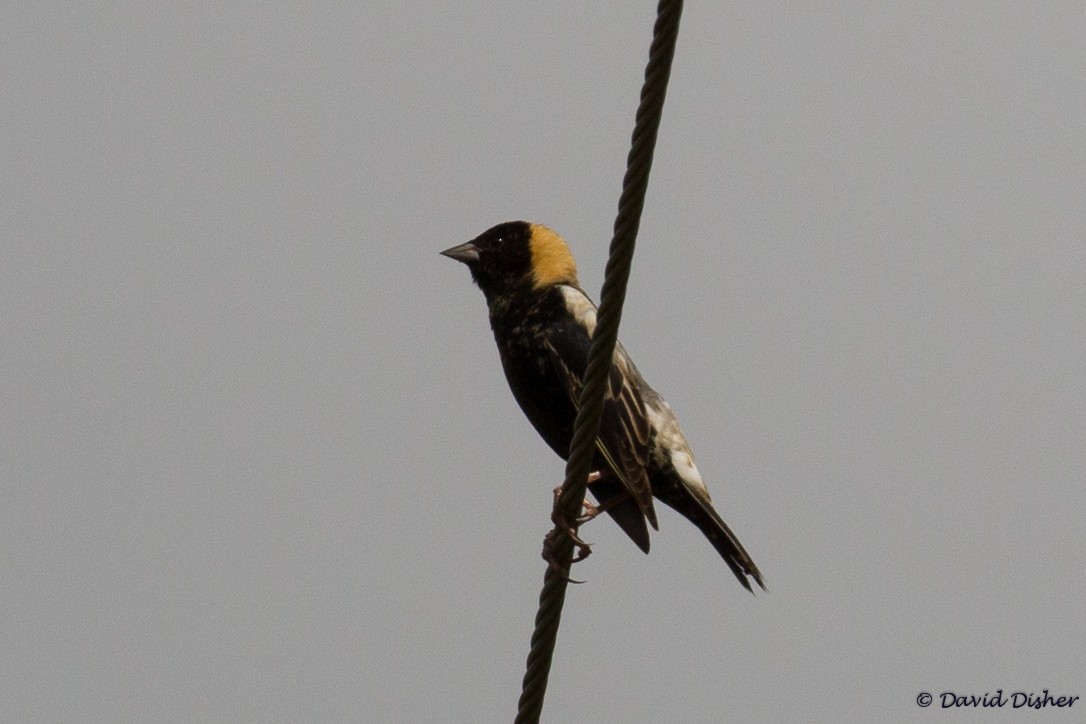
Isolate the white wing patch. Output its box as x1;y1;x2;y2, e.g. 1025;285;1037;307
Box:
669;448;708;499
559;285;597;334
645;396;712;503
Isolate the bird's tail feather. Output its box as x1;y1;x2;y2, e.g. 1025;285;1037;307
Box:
655;482;766;592
588;477;652;554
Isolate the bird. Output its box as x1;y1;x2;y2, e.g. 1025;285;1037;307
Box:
441;220;765;592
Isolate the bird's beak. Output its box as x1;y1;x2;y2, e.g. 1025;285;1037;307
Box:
440;241;480;264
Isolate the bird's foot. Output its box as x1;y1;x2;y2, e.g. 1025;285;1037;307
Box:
541;529;588;584
577;470;604;521
572;470;608;523
541;484;594;582
576;472;628;524
576;498;601;524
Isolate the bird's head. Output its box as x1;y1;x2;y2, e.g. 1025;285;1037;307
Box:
441;220;580;300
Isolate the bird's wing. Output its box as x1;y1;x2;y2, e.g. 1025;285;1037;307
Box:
542;322;657;528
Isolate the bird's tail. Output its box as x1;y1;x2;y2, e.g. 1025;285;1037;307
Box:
656;482;766;593
588;476;653;553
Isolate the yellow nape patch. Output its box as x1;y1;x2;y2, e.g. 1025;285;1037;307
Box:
528;224;579;288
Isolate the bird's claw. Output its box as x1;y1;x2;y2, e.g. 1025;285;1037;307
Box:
541;483;595;582
576;498;603;524
541;529;588;584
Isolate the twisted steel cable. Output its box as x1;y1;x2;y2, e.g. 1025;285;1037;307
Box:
514;1;684;721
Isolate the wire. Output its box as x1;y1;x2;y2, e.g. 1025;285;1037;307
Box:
514;1;684;721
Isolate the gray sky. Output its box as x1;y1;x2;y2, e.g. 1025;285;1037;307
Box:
4;3;1084;723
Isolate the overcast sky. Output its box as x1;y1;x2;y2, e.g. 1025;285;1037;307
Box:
3;3;1084;723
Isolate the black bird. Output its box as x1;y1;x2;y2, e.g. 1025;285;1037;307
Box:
442;221;765;592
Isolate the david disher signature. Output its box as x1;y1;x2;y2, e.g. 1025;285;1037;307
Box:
917;690;1079;709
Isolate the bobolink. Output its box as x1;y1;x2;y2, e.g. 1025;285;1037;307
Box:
442;221;765;592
